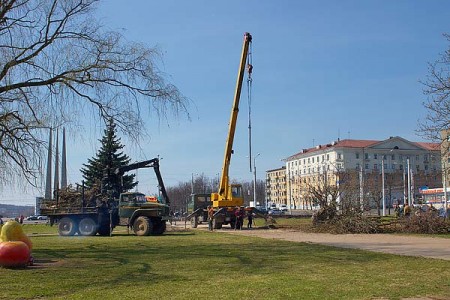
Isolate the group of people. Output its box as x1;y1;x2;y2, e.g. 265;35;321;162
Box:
233;206;253;230
394;202;442;217
13;215;24;224
207;205;254;231
394;203;412;217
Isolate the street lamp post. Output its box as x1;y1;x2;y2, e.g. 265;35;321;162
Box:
191;173;198;194
442;153;448;219
407;158;412;206
253;153;261;207
382;156;386;216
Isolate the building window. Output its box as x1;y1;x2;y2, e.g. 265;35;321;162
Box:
392;164;395;170
374;164;378;170
327;154;329;161
312;157;315;163
374;154;378;159
337;153;342;160
356;163;360;170
391;155;395;160
365;153;369;160
399;164;403;170
356;153;360;159
424;165;428;171
365;163;369;169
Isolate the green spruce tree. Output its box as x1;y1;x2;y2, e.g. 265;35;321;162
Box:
80;119;137;195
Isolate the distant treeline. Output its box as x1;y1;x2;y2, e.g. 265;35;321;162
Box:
0;204;35;218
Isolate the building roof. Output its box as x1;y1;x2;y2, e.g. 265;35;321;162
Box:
285;138;440;161
266;166;286;173
414;142;440;151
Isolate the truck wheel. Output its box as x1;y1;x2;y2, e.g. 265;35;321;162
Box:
133;216;153;236
190;216;198;228
58;217;78;236
78;217;98;236
213;219;222;229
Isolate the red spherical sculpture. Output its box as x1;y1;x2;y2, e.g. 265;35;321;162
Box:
0;241;31;268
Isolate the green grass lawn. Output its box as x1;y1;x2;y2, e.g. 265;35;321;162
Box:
0;224;449;300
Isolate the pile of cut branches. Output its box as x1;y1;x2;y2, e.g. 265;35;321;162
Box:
398;212;449;234
312;212;381;234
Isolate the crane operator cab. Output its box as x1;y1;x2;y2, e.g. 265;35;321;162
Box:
231;185;242;198
211;184;244;208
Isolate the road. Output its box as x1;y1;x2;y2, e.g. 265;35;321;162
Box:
223;228;450;261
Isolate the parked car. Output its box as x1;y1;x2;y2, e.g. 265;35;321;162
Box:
268;208;283;216
26;215;39;221
37;215;48;220
255;206;268;214
279;204;288;211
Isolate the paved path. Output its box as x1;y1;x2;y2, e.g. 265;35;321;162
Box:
224;228;450;261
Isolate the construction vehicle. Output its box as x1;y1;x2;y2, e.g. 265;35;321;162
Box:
188;32;253;229
40;158;171;236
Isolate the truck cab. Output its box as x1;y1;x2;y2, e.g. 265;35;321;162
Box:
117;191;170;236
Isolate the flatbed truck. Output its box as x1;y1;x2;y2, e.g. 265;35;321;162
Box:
40;158;171;236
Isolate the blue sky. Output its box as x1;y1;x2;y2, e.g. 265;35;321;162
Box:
2;0;450;205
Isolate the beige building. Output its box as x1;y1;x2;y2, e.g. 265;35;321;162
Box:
283;136;441;208
441;130;450;189
265;166;286;207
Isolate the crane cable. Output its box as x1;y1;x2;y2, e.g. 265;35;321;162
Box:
247;41;253;173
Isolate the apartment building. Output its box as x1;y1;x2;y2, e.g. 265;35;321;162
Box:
265;166;286;207
282;136;441;208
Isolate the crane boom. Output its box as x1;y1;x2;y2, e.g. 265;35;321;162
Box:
212;32;252;208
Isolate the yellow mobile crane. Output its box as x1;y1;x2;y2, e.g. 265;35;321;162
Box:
186;32;253;229
211;32;252;209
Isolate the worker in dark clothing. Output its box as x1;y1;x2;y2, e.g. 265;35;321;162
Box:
207;205;214;231
234;207;243;230
247;211;253;228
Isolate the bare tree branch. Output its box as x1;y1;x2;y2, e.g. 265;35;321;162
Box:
419;33;450;143
0;0;190;186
